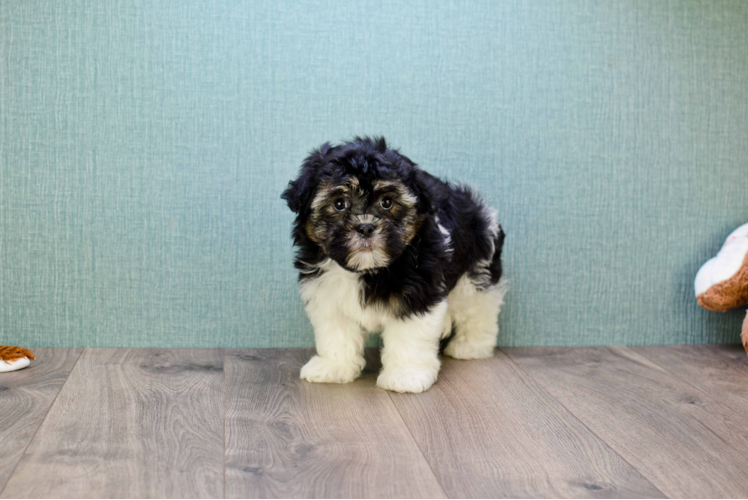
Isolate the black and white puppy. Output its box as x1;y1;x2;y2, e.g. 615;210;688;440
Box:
282;137;506;393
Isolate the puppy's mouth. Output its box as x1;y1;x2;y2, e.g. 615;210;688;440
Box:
355;240;375;252
346;236;389;271
349;233;380;251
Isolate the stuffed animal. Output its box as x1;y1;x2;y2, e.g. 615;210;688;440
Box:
0;346;35;372
694;222;748;354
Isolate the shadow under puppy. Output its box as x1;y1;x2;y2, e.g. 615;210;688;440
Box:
282;137;506;393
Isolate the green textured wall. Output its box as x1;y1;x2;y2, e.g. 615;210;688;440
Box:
2;0;747;348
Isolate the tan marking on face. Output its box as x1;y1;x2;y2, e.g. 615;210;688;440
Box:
398;215;424;245
347;176;364;195
311;182;348;212
371;179;422;245
305;218;322;244
373;180;417;207
306;178;364;247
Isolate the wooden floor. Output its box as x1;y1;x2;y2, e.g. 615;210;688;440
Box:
1;346;747;498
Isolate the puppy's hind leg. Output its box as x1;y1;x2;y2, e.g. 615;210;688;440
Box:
444;277;507;360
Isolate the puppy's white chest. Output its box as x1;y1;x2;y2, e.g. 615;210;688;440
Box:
299;260;385;333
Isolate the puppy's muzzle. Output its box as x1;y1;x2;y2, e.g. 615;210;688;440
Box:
356;223;376;239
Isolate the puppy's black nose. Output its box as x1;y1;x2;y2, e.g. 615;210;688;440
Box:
356;223;375;238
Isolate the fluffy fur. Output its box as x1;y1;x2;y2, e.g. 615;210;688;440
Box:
282;137;506;393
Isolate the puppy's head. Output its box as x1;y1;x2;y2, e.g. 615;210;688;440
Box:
282;137;437;272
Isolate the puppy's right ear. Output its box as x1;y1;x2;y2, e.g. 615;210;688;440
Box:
281;143;331;214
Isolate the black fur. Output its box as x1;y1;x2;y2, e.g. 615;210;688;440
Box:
282;137;504;318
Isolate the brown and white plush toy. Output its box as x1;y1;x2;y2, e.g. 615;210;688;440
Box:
0;346;35;373
695;222;748;354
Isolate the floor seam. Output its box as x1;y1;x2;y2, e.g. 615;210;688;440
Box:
497;347;670;499
0;347;85;497
386;385;451;499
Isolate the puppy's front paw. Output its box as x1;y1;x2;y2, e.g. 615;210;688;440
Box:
377;367;438;393
300;355;361;384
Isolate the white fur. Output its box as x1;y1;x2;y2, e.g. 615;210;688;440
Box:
435;216;454;260
346;246;390;271
352;214;379;225
443;275;507;359
378;300;447;393
299;260;445;392
299;261;370;384
299;258;506;392
695;223;748;296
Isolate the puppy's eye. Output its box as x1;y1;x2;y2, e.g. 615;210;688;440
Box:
333;199;347;212
380;197;393;210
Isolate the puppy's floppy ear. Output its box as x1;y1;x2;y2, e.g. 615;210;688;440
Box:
407;168;441;216
281;143;331;214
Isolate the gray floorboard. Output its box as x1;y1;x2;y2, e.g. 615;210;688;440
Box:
224;349;446;499
0;348;82;494
4;345;748;498
389;349;664;498
504;346;748;498
632;344;748;418
1;348;225;499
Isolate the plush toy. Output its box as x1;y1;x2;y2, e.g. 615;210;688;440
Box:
0;345;35;372
694;222;748;354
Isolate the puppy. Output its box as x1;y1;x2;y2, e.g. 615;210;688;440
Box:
282;137;506;393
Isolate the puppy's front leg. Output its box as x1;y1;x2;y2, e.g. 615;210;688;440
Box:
300;301;366;384
377;301;447;393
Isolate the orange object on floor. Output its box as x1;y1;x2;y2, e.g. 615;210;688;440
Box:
0;345;35;362
0;345;35;372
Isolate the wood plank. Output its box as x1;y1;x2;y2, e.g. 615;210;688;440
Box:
388;349;662;498
505;346;748;498
632;344;748;417
224;348;446;499
0;348;82;494
1;348;224;499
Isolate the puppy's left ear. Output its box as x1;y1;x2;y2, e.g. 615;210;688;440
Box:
281;143;331;214
407;168;441;216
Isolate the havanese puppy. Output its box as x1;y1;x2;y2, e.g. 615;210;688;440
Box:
282;137;506;393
